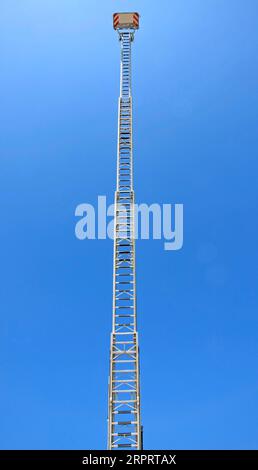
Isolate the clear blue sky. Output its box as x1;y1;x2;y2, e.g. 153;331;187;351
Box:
1;0;258;450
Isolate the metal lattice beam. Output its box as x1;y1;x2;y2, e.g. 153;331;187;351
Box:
107;18;142;450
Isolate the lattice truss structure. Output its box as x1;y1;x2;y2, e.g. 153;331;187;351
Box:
107;14;142;450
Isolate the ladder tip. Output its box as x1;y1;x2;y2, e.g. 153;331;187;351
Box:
113;12;140;31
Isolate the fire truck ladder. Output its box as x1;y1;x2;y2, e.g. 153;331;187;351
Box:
107;26;142;450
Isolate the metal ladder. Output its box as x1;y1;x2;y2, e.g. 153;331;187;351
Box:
107;31;142;450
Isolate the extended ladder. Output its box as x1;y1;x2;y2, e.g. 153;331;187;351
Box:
107;29;142;450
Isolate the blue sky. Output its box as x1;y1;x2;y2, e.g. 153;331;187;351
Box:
1;0;258;450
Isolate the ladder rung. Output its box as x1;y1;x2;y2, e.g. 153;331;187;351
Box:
114;445;137;448
112;400;137;403
112;421;137;425
112;379;136;382
114;315;134;318
113;360;136;363
113;342;135;345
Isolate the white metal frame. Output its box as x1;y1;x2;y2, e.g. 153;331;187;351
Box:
107;25;142;450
